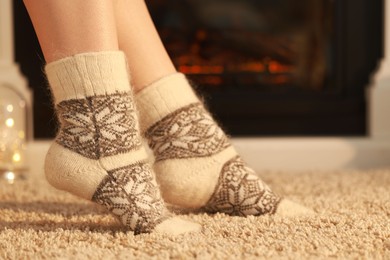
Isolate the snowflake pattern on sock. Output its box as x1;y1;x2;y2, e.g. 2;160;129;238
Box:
55;92;168;234
203;156;281;216
56;93;141;159
145;102;231;162
145;102;281;216
92;162;168;234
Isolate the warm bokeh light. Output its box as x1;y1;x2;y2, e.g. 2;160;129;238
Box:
6;105;13;112
12;152;21;162
5;118;14;127
4;171;15;184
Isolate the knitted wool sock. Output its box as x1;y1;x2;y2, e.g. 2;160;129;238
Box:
44;52;200;234
135;73;313;217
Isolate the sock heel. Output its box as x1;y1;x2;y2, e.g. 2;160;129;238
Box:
44;142;107;200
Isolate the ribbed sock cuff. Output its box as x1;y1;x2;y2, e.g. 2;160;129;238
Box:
135;73;200;132
45;51;131;104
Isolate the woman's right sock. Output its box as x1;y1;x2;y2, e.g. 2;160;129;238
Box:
44;52;200;235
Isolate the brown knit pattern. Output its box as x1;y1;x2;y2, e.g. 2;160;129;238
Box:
92;162;168;234
203;156;281;216
55;92;167;234
145;103;231;162
56;93;141;159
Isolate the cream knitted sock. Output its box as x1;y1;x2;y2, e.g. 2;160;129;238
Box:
135;73;314;217
44;53;200;234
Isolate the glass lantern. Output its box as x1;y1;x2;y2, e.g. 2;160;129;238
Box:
0;83;28;183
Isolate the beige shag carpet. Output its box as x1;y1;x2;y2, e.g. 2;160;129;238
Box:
1;168;390;259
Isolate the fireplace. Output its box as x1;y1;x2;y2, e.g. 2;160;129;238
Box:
13;0;383;138
147;0;383;136
149;0;330;90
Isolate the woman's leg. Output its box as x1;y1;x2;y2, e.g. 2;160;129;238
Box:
23;0;200;234
113;0;176;92
115;1;314;217
24;0;118;62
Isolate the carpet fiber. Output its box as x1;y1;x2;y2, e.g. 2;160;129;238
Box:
1;168;389;259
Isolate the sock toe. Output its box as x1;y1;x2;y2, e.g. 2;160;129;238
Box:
154;217;202;235
275;199;316;217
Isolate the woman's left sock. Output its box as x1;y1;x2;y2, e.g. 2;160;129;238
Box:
135;73;314;216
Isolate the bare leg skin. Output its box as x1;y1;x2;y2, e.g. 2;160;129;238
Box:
23;0;118;62
114;0;176;92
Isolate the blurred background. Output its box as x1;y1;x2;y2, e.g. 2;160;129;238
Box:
12;0;383;138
